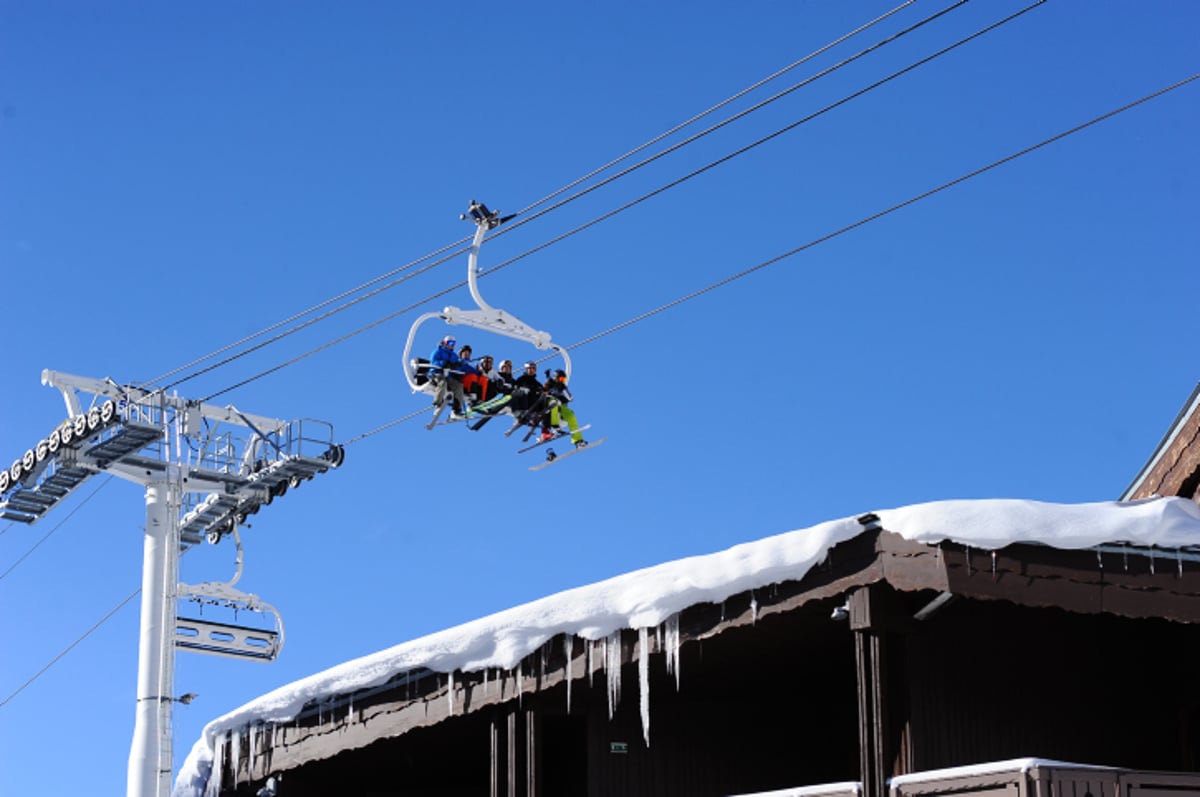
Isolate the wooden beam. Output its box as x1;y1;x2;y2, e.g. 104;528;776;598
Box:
490;715;503;797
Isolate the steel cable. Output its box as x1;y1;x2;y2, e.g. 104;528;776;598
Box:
139;1;943;397
0;8;937;701
197;0;1035;405
343;72;1200;447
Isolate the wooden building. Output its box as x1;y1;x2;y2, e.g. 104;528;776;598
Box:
189;383;1200;797
1124;382;1200;502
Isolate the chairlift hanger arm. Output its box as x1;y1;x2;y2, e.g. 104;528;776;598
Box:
461;200;515;313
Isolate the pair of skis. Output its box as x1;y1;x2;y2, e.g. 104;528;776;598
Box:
425;393;513;430
426;400;604;471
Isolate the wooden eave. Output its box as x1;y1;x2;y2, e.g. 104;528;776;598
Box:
217;525;1200;785
1125;381;1200;501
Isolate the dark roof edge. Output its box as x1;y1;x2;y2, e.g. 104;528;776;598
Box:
1121;381;1200;501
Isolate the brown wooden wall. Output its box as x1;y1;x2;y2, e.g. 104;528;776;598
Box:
904;598;1200;771
215;566;1200;796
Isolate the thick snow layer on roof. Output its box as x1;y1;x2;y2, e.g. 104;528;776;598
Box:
173;497;1200;796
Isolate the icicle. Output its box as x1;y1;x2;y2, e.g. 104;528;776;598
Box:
638;627;651;748
564;635;574;712
207;735;225;797
517;662;524;706
1179;549;1184;578
991;551;997;577
448;671;455;716
664;614;681;690
588;639;596;686
749;590;758;624
484;667;490;696
249;725;258;781
1150;549;1156;575
1097;549;1104;570
965;547;972;576
540;645;548;680
605;630;623;719
230;728;241;787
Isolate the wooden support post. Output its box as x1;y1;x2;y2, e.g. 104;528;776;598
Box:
525;709;538;797
490;714;504;797
507;710;519;797
498;708;539;797
850;584;911;797
854;629;888;797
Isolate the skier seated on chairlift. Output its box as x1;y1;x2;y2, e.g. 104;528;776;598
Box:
490;359;516;397
542;368;587;448
429;335;468;420
458;345;490;407
475;355;514;409
508;360;551;430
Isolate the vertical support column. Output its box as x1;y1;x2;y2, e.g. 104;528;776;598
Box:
854;629;888;797
507;710;519;797
500;708;538;797
849;584;906;797
525;709;538;797
490;714;505;797
127;480;177;797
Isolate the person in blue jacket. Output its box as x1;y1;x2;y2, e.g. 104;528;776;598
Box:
429;335;467;419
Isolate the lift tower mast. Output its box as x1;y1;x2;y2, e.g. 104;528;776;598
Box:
0;371;344;797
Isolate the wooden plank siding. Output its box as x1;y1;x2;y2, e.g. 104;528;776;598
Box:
1126;383;1200;502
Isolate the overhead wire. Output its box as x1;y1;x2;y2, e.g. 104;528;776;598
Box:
164;243;472;395
137;0;935;398
5;67;1194;713
194;0;1033;404
493;0;971;241
341;72;1200;447
564;73;1200;353
0;0;1022;589
0;586;141;709
504;0;921;219
138;236;474;390
0;476;114;582
17;0;1163;709
1;6;934;704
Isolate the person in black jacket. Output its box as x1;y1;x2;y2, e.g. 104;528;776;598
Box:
542;369;586;447
509;361;550;432
489;359;516;398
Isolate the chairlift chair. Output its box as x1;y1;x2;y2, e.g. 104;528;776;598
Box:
401;201;573;401
174;522;285;662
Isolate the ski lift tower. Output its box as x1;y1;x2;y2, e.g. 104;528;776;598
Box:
0;371;344;797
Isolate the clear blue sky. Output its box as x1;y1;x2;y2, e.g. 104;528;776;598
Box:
1;2;1196;794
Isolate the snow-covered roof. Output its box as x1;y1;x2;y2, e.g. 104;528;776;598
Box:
174;497;1200;796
